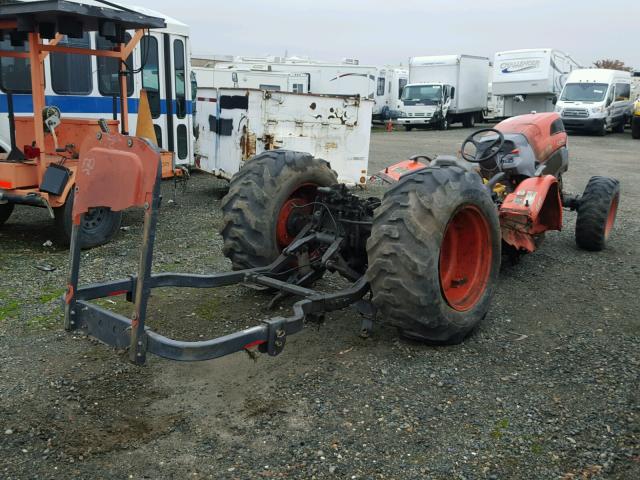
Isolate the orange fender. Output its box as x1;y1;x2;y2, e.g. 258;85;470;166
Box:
72;133;160;225
499;175;562;252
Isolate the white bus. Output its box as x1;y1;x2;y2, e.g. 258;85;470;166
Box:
0;4;193;171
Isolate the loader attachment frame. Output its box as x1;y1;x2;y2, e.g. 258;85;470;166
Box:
64;164;372;364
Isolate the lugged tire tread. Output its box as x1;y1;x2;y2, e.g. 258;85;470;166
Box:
221;150;337;269
575;176;620;251
366;166;501;344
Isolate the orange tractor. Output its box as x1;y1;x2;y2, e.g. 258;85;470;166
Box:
0;1;171;247
63;107;620;364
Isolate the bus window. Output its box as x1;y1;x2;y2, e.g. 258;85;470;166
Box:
96;33;134;97
177;124;188;159
154;124;163;148
174;39;186;119
141;36;160;118
0;38;31;93
51;34;92;95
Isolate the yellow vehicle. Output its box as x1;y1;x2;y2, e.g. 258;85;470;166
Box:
632;99;640;139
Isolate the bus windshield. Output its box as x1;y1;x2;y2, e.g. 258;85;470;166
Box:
560;83;608;102
401;84;442;105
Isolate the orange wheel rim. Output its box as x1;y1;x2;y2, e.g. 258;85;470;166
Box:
439;205;492;311
604;194;619;239
275;184;318;249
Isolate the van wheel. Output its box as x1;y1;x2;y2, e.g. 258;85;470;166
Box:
404;126;413;132
54;189;122;249
0;202;14;227
597;121;607;136
613;119;625;133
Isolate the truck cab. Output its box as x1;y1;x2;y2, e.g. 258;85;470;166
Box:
396;82;453;130
555;69;632;136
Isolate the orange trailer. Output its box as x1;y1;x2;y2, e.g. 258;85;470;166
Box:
0;0;169;247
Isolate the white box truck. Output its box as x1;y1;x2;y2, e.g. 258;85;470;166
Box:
555;68;633;136
194;87;373;186
396;55;489;130
492;49;580;118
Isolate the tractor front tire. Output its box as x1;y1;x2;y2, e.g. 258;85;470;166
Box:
221;150;338;270
366;165;501;344
632;117;640;139
575;176;620;251
55;188;122;249
0;202;14;227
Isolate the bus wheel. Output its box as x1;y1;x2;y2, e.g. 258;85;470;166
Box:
0;202;14;227
55;188;122;248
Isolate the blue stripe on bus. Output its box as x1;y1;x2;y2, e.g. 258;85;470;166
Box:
0;93;193;116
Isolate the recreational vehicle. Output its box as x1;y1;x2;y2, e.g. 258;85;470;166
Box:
373;67;408;122
492;49;580;117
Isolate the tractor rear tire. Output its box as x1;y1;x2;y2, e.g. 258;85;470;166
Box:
366;165;501;344
0;202;14;227
55;188;122;249
632;117;640;139
575;176;620;251
221;150;338;270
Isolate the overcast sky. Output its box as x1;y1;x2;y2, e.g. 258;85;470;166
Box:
132;0;639;69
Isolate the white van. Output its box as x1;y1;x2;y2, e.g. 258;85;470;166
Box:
555;69;633;135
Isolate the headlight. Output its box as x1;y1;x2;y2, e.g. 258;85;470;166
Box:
590;106;604;114
634;101;640;116
554;105;562;113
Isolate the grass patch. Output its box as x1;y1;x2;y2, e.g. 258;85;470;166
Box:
26;313;60;331
490;418;510;439
39;287;66;304
194;296;222;318
0;298;21;320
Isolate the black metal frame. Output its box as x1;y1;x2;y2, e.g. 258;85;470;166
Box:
64;171;373;365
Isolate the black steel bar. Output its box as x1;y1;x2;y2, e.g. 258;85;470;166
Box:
0;192;47;207
76;277;136;301
64;217;83;331
5;91;25;161
146;324;268;361
112;95;118;121
129;161;162;364
249;275;318;297
75;301;133;349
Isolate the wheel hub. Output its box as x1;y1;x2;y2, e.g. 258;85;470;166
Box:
439;205;492;311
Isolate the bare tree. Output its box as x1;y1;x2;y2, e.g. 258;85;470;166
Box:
593;59;633;72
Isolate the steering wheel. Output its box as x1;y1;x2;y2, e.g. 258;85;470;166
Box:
461;128;505;163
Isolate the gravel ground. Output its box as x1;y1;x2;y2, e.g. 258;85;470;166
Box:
1;125;638;479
